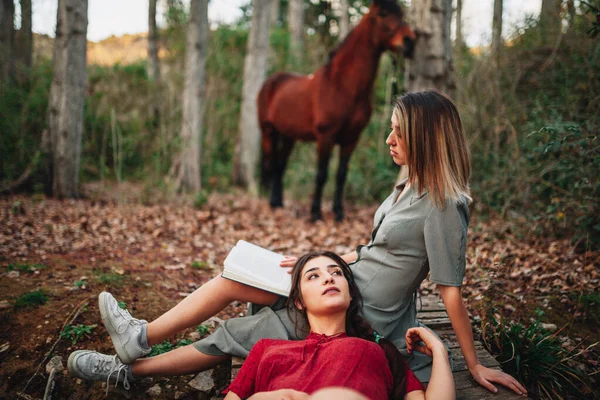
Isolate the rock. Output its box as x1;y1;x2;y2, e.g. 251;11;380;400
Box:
174;392;185;400
188;370;214;393
188;331;201;341
540;323;557;332
46;356;64;374
7;271;19;278
147;384;162;398
0;300;11;309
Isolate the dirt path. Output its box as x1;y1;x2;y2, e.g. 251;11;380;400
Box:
1;193;598;399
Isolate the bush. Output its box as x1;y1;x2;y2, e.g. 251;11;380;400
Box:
14;290;49;308
60;324;97;345
480;309;595;399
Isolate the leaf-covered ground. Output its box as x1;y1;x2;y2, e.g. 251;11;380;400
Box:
1;191;598;399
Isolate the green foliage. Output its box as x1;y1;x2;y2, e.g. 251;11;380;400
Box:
0;60;52;188
459;12;600;249
8;262;45;273
193;191;209;209
191;261;210;270
14;290;48;309
117;301;127;310
148;337;193;356
148;341;174;357
571;291;600;324
60;324;98;345
196;324;210;336
93;270;124;286
73;279;87;288
481;309;595;399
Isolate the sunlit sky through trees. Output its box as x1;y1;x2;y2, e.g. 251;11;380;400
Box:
20;0;544;48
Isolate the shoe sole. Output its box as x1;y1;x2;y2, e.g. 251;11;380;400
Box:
99;292;136;365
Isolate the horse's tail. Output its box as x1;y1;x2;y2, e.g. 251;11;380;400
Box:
258;72;293;189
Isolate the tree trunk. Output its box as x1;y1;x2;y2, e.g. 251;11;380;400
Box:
171;0;208;192
287;0;304;68
16;0;32;69
404;0;454;93
491;0;503;59
338;0;350;42
455;0;464;47
540;0;562;43
0;0;15;82
147;0;160;83
45;0;88;198
233;0;271;194
270;0;279;27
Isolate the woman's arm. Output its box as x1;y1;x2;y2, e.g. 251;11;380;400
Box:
404;327;454;400
438;285;527;396
341;251;357;264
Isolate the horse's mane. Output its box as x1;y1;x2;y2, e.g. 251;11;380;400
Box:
325;0;403;65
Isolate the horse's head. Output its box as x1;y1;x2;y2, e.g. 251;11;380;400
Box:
369;0;416;58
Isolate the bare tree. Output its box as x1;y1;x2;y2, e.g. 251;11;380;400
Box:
288;0;304;67
271;0;279;27
491;0;503;59
233;0;271;194
17;0;32;69
338;0;350;41
44;0;88;198
404;0;454;93
540;0;563;41
0;0;15;82
170;0;208;192
455;0;464;48
147;0;160;83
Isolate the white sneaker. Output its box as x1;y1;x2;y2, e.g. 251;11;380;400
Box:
68;350;133;394
99;292;151;364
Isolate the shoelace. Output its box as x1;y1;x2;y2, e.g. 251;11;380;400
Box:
115;306;143;335
93;355;131;395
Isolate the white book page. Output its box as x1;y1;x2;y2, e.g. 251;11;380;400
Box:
223;240;291;294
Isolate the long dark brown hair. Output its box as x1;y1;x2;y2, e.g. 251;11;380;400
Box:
286;251;409;400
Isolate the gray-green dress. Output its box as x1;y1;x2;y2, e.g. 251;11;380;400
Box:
194;179;470;382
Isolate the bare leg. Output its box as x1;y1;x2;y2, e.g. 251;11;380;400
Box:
131;344;228;377
146;275;279;345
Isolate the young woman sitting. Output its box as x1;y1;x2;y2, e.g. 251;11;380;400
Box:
68;251;455;400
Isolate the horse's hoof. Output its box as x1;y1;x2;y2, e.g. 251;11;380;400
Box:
310;211;323;222
270;200;284;209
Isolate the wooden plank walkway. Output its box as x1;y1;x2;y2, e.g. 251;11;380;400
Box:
193;295;527;399
417;293;525;399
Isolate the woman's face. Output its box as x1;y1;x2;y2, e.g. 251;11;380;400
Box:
297;256;352;317
386;113;407;166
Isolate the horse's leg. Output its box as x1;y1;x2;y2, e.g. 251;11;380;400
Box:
311;140;334;221
333;143;356;221
270;134;295;208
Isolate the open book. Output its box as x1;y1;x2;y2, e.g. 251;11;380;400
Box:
221;240;291;297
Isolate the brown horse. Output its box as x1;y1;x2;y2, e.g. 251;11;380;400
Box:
258;0;416;221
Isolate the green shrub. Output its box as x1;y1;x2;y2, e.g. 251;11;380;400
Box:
480;309;595;399
60;324;98;345
14;290;49;308
148;341;174;357
8;262;45;273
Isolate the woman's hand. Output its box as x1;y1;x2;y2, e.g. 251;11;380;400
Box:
248;389;309;400
405;327;447;357
469;364;527;396
279;255;298;273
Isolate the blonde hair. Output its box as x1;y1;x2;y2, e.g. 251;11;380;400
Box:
392;90;471;207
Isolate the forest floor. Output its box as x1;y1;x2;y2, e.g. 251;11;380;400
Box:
1;185;599;399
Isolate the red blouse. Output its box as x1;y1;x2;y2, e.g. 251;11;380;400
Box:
226;332;424;399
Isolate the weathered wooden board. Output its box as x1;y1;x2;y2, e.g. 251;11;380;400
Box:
451;346;501;372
